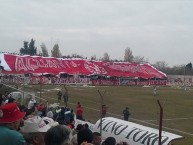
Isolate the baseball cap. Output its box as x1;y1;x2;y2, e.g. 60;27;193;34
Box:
0;103;25;123
20;116;58;133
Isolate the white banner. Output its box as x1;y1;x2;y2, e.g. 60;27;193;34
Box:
92;117;183;145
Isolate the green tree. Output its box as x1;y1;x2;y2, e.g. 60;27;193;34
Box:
20;38;37;55
28;39;37;55
51;44;62;58
185;62;192;70
40;43;49;57
20;41;29;55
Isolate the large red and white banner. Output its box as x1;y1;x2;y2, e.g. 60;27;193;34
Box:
0;53;166;79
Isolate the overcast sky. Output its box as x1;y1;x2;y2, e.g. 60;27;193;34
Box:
0;0;192;66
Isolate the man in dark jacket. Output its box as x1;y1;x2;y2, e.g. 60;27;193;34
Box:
123;107;130;121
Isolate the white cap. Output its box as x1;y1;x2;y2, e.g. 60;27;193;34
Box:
20;116;58;133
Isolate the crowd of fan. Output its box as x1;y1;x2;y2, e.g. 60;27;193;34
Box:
0;92;130;145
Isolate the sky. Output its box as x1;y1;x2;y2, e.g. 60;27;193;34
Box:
0;0;193;66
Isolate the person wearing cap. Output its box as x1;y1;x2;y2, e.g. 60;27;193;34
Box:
20;116;59;145
0;103;26;145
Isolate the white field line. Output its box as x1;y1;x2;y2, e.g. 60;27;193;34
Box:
144;117;193;122
42;95;193;136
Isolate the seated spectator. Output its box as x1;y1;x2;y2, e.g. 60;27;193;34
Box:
47;108;54;119
8;97;16;103
44;125;71;145
0;103;26;145
21;116;49;145
102;137;116;145
92;132;102;145
77;128;94;145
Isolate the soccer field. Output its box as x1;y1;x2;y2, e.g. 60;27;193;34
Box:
33;85;192;145
2;84;193;144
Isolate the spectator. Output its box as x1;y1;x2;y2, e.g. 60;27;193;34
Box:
92;132;102;145
123;107;130;121
76;124;84;133
0;103;26;145
28;97;36;109
77;128;94;145
47;108;54;119
102;137;116;145
20;116;57;145
44;125;71;145
76;104;83;120
69;109;75;123
8;97;16;103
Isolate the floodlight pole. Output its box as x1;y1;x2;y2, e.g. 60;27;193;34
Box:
184;66;186;90
98;90;104;137
40;74;43;103
157;100;163;145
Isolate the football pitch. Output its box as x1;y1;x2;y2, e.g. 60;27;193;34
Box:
31;84;192;145
4;84;193;145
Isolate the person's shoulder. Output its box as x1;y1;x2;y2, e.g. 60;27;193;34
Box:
0;127;25;141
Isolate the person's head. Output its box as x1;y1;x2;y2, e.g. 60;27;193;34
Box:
84;123;89;128
76;124;84;132
126;107;128;110
92;132;102;145
102;137;116;145
8;97;16;103
77;128;94;145
21;116;58;145
44;125;71;145
0;103;25;130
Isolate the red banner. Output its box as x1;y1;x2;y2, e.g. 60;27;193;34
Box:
0;53;166;79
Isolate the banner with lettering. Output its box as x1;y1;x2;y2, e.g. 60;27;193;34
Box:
0;53;166;79
93;117;183;145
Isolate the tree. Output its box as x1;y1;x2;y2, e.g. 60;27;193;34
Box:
133;56;149;64
20;41;29;55
185;62;192;70
102;52;110;62
153;61;168;73
51;44;62;58
124;47;133;62
91;55;96;60
20;38;37;55
28;39;37;55
40;43;49;57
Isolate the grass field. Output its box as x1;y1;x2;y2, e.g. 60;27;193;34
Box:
1;84;193;145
